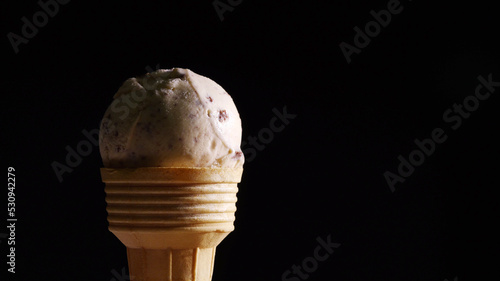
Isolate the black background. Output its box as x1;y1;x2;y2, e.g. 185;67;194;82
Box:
2;0;499;280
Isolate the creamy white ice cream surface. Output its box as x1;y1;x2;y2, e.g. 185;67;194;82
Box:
99;68;244;168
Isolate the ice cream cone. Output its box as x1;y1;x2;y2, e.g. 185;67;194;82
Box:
101;167;243;281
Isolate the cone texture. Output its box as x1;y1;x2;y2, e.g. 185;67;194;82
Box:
101;167;243;281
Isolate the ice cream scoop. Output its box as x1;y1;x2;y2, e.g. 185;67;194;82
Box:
99;68;244;168
99;68;244;281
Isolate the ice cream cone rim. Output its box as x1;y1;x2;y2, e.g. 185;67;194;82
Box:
101;166;243;184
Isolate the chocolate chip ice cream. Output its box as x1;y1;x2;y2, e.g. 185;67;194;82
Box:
99;68;244;168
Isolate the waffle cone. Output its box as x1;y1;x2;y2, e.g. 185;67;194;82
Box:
101;167;243;281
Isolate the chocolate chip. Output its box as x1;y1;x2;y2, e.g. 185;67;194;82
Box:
233;151;243;159
218;110;228;122
142;122;153;134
